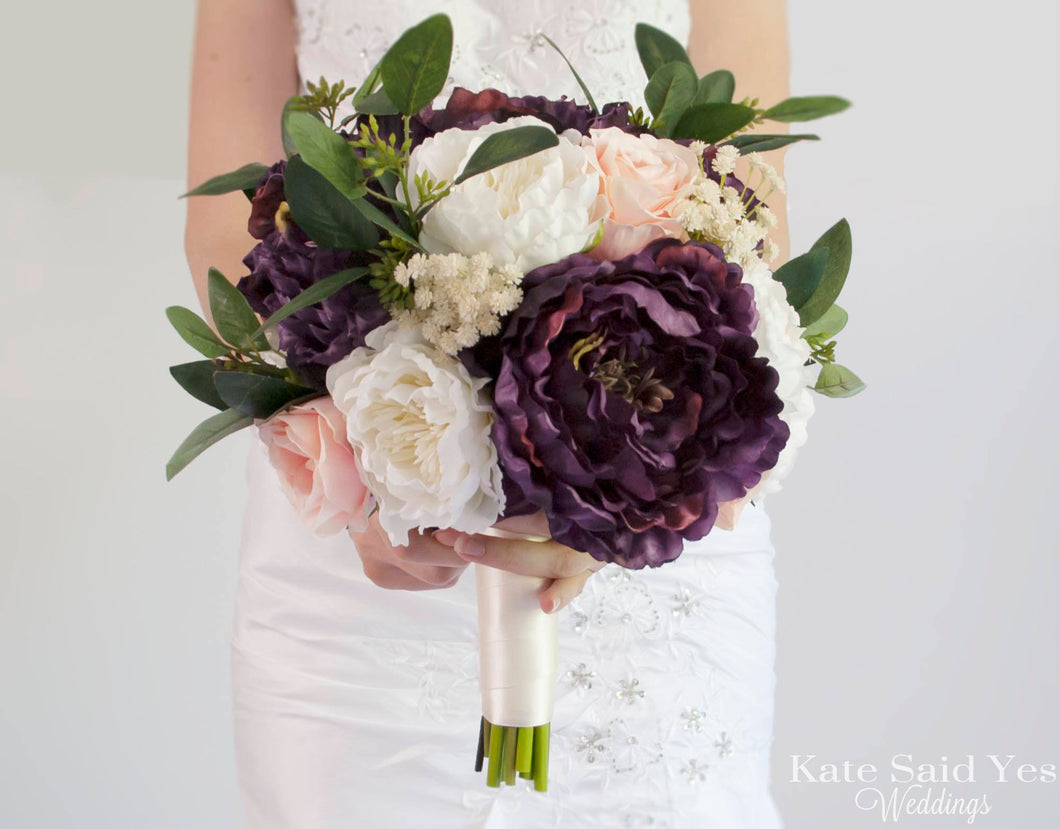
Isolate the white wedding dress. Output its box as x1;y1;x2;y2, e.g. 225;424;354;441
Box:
232;2;785;827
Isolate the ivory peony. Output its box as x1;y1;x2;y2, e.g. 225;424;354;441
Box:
582;127;702;260
258;397;373;537
326;322;505;546
407;117;602;273
742;260;817;494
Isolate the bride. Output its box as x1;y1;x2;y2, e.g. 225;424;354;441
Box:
185;1;793;826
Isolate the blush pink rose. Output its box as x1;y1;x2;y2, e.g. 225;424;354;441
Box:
583;127;702;260
258;397;373;537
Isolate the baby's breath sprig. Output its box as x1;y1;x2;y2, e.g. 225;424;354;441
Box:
293;77;357;128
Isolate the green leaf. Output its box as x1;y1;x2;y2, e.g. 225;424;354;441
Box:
454;126;560;184
351;198;421;249
380;13;453;114
283;110;365;199
763;96;851;123
672;103;758;143
165;306;230;358
773;247;829;311
284;156;379;250
634;22;692;80
251;267;369;337
170;361;227;410
693;69;735;105
540;34;599;114
798;219;853;326
813;363;866;398
354;88;399;115
644;62;697;135
801;304;848;339
166;408;253;481
181;163;268;198
208;268;269;352
724;133;820;153
213;372;318;419
351;59;383;106
280;96;317;158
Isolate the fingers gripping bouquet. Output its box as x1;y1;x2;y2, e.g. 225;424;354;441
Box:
166;15;864;791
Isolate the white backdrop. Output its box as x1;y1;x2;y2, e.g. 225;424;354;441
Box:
1;1;1057;826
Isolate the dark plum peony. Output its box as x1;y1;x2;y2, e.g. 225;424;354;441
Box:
484;239;788;569
247;161;287;240
238;228;389;390
370;87;645;148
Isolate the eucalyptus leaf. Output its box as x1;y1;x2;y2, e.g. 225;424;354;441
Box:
380;13;453;114
251;267;369;338
644;62;697;135
165;306;230;358
773;247;828;311
724;133;820;153
280;96;321;158
208;268;270;352
354;88;399;115
166;408;253;481
763;95;851;123
801;304;848;339
693;69;735;105
672;103;757;143
813;363;866;398
170;361;227;410
540;33;599;114
351;59;383;106
181;163;268;198
283;110;364;199
798;219;853;326
284;156;379;250
352;198;421;248
214;372;318;419
634;22;692;79
454;126;559;184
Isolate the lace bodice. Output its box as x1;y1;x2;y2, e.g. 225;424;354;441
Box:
292;0;692;112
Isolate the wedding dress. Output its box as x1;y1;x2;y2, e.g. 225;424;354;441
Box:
232;2;785;827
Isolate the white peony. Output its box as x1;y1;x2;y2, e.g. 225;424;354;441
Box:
325;322;505;546
408;117;602;273
743;260;817;495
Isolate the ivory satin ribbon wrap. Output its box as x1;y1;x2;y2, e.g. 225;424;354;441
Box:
475;530;559;728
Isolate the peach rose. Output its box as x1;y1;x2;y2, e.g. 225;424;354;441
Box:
583;127;701;260
258;397;373;537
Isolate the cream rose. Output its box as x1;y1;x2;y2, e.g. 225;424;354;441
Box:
582;127;702;260
325;322;505;546
408;117;601;273
258;397;373;537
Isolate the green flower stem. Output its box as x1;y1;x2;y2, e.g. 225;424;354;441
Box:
532;724;550;792
474;717;485;773
515;727;534;775
501;726;517;786
486;723;504;788
482;718;492;760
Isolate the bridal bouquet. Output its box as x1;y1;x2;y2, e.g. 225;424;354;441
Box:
166;14;862;791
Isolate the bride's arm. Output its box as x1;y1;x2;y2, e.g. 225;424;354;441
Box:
688;0;791;262
184;0;298;318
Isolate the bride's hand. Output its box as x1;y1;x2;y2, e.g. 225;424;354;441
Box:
348;513;469;591
433;513;605;615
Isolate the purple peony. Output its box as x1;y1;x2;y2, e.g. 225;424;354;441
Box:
238;228;389;389
484;239;789;569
